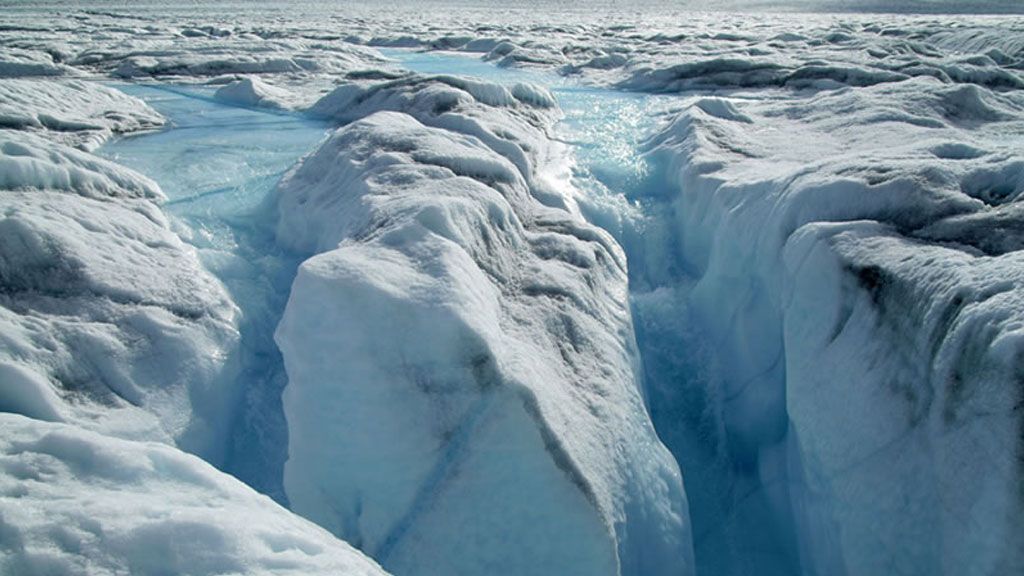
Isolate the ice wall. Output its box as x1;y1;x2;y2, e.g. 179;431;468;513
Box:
275;75;693;576
0;128;241;465
643;76;1024;575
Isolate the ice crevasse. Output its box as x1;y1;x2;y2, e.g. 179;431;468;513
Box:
274;74;694;576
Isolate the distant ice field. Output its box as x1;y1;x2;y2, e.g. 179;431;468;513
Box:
5;0;1024;15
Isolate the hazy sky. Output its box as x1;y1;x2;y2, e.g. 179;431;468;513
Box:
5;0;1023;14
734;0;1024;13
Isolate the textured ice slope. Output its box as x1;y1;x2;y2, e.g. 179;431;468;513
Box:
0;128;241;463
0;413;390;576
0;79;164;150
643;75;1024;575
275;74;693;576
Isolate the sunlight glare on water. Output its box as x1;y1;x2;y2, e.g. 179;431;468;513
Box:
381;48;678;197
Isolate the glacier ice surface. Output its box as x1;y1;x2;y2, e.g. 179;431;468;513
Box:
0;79;164;150
1;4;1024;576
0;413;389;576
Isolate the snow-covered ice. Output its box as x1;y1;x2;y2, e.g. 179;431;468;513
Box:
0;79;164;150
1;2;1024;576
637;72;1024;575
0;412;389;576
0;129;241;464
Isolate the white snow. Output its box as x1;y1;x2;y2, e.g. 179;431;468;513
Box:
0;130;241;464
0;79;164;150
0;412;390;576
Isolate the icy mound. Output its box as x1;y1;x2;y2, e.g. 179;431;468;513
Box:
214;76;296;109
0;131;240;464
307;74;568;210
0;413;390;576
0;130;162;199
0;79;164;150
276;80;692;575
486;44;567;69
644;75;1024;574
74;36;381;82
0;47;71;78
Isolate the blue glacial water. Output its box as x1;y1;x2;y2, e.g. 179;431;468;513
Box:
100;84;328;503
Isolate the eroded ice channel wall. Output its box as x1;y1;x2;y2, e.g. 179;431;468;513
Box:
275;74;694;576
384;49;1024;576
639;79;1024;575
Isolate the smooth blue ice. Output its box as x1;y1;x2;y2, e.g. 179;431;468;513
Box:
100;85;328;503
101;84;325;227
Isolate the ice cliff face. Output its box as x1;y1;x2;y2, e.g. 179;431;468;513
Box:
641;75;1024;575
0;128;241;463
275;75;693;576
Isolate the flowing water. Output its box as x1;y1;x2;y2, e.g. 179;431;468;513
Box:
100;84;328;503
